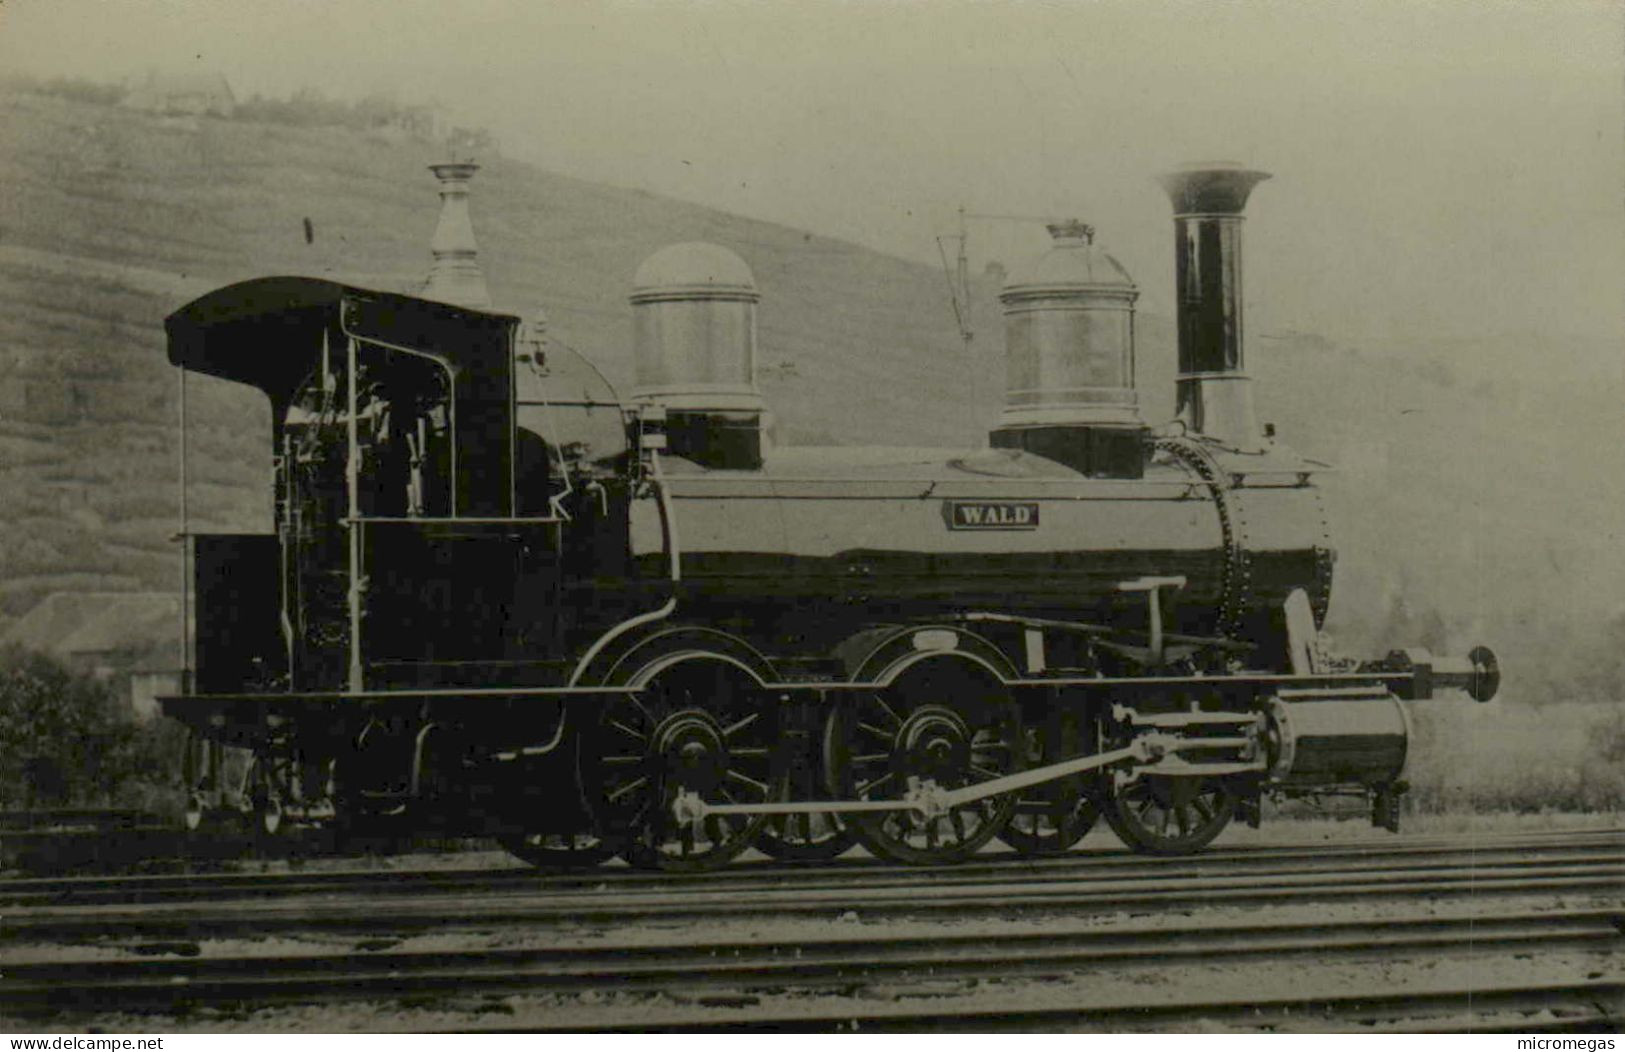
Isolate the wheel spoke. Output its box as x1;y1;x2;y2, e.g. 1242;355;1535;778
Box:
608;719;646;742
855;770;895;795
726;768;769;794
606;775;648;803
722;713;761;738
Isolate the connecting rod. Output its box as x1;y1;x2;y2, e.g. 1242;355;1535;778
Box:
674;738;1164;826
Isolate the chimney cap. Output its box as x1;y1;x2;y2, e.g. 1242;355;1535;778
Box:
1159;163;1272;215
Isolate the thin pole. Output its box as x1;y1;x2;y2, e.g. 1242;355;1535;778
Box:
956;206;971;351
346;333;363;693
177;365;190;691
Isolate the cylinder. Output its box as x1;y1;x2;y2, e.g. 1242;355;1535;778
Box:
1266;691;1409;789
1158;164;1271;450
630;242;764;469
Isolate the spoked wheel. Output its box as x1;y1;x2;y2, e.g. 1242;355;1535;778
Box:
588;658;780;872
497;741;622;869
825;660;1023;865
1104;775;1234;855
755;811;854;862
997;719;1098;856
999;780;1097;855
754;734;854;862
498;830;619;869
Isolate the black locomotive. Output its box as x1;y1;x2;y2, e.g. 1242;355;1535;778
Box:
161;162;1498;869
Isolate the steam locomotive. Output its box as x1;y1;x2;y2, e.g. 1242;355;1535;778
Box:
160;162;1498;869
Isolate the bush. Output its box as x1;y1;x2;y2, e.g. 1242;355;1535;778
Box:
0;645;180;809
1404;699;1625;814
2;74;126;106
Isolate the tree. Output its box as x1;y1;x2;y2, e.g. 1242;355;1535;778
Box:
0;646;163;807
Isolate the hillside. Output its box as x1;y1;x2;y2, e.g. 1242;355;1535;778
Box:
1;85;1621;705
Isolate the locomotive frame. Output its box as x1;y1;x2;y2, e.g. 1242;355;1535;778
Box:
160;163;1499;870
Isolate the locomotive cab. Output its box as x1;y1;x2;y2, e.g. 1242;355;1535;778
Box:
166;278;572;700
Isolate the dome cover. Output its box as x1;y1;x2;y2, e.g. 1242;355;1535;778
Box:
632;242;758;302
1001;222;1135;298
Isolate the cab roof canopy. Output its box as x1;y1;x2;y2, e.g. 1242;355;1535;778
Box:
166;276;520;516
166;277;518;416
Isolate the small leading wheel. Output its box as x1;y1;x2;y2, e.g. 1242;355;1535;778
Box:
755;811;854;862
998;721;1098;856
999;779;1097;856
1104;775;1234;855
499;830;619;869
588;658;780;872
825;659;1023;866
754;734;855;862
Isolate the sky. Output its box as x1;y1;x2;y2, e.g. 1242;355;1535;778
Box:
2;0;1621;354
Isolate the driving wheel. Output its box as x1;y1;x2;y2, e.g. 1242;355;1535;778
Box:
824;659;1022;865
587;658;779;871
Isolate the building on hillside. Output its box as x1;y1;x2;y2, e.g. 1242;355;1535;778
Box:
2;592;183;720
122;70;236;118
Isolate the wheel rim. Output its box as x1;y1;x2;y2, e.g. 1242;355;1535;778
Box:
999;781;1097;855
500;830;618;868
754;736;854;862
591;660;778;871
998;726;1097;856
1105;775;1233;855
828;662;1022;865
756;810;854;861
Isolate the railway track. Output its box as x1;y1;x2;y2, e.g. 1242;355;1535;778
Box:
6;826;1621;907
481;978;1625;1034
6;849;1622;941
5;828;1619;1031
5;905;1620;1019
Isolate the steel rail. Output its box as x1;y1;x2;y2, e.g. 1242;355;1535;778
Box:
474;978;1625;1034
6;861;1621;941
5;828;1620;907
5;909;1618;1022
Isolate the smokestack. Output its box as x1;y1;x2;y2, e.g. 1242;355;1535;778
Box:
1159;163;1271;451
423;161;492;310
